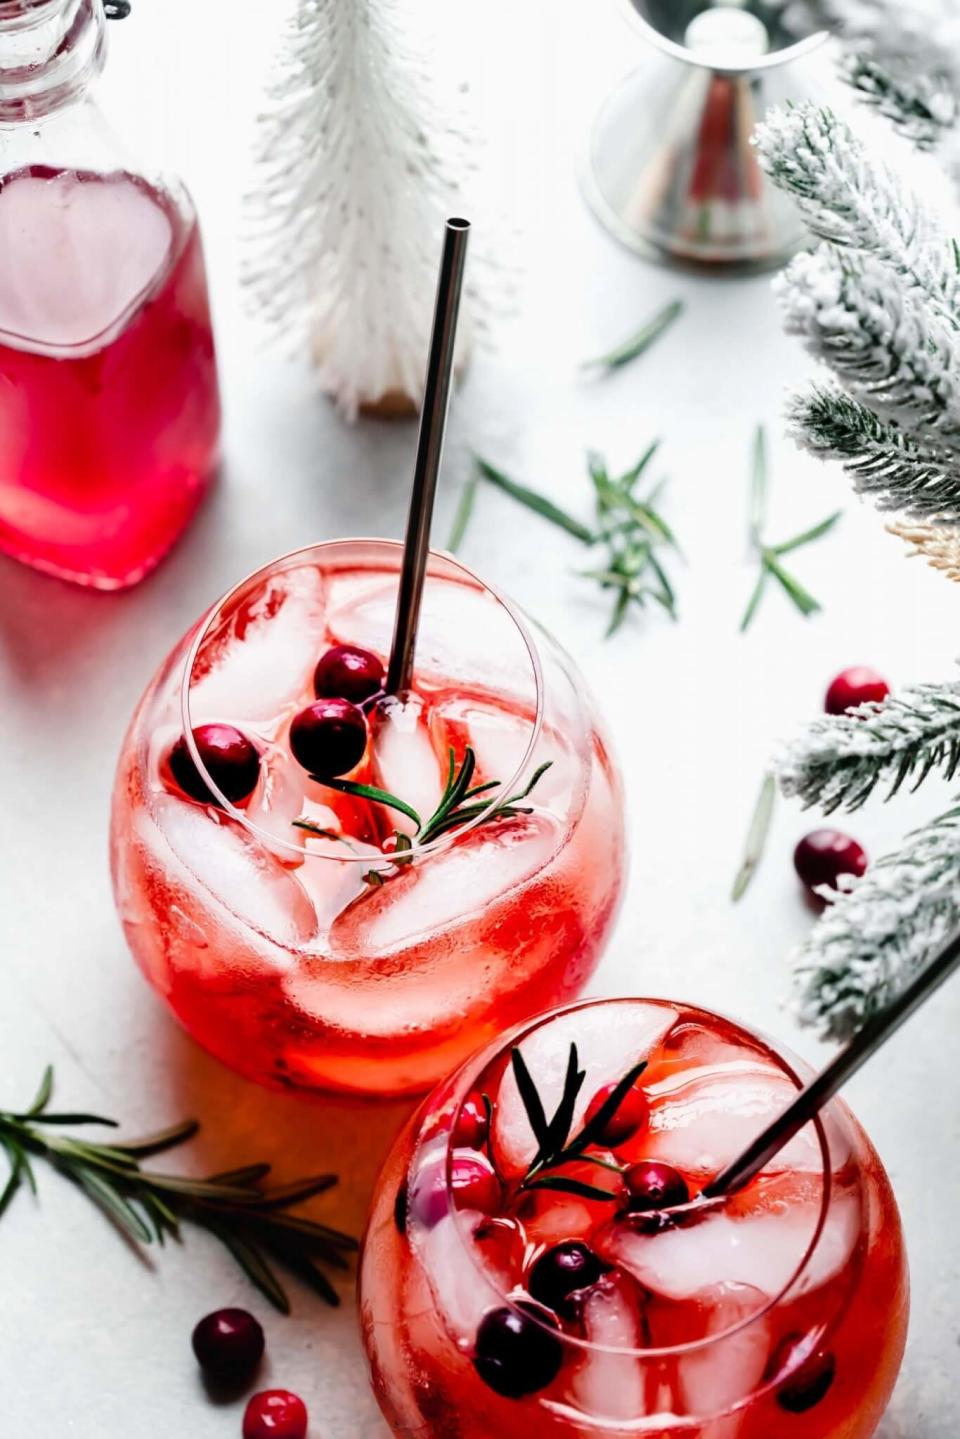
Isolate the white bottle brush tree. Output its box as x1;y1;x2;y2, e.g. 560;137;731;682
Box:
246;0;474;420
752;64;960;1041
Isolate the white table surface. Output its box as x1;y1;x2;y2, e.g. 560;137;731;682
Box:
1;2;957;1434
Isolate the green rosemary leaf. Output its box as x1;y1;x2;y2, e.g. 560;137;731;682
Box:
566;1061;648;1159
749;425;769;545
0;1143;23;1219
447;469;479;553
502;761;554;807
243;1174;338;1210
110;1119;200;1158
578;1153;626;1175
607;587;632;637
511;1047;550;1149
764;554;822;616
206;1163;273;1187
320;777;422;831
731;774;777;903
474;457;596;544
619;441;661;492
770;511;843;557
75;1169;153;1245
258;1235;340;1307
739;570;768;633
1;1135;37;1196
581;299;684;373
26;1065;53;1116
21;1112;120;1128
206;1224;291;1314
647;552;677;615
539;1045;584;1165
524;1175;619;1202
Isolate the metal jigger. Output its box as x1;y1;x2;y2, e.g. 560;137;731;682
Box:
582;1;833;273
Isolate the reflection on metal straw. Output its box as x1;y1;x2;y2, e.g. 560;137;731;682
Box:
386;218;470;695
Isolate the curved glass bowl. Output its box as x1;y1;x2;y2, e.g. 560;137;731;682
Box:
110;540;626;1096
360;997;908;1437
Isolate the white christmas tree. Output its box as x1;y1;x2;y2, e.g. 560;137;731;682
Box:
245;0;472;420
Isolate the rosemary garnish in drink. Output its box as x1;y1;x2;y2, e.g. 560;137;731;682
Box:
510;1043;647;1201
295;745;552;856
0;1067;356;1312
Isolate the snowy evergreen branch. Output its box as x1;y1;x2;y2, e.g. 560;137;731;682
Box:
788;387;960;524
776;682;960;812
841;54;956;150
776;248;960;442
793;804;960;1039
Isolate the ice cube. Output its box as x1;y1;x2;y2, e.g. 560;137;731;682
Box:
671;1283;772;1420
372;696;444;837
492;1003;679;1179
568;1272;646;1422
417;1212;511;1346
152;795;317;950
430;695;578;813
329;812;562;959
244;741;309;858
644;1018;772;1096
189;566;327;726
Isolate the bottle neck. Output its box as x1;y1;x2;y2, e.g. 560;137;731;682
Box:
0;0;106;123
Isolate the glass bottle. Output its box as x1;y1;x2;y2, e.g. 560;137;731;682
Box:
0;0;221;589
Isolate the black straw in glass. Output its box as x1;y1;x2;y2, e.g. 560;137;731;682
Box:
704;921;960;1199
386;218;470;696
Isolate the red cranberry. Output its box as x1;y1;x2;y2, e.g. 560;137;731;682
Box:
583;1081;650;1148
191;1307;264;1383
410;1150;502;1229
289;697;367;779
768;1337;837;1413
314;643;384;705
242;1390;308;1439
825;666;889;715
169;724;260;806
473;1302;563;1398
794;829;867;894
453;1093;489;1149
624;1161;689;1213
528;1241;606;1318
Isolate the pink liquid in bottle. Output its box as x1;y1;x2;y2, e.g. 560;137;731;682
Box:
0;166;221;589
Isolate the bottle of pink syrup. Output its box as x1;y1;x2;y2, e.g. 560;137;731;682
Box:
0;0;221;589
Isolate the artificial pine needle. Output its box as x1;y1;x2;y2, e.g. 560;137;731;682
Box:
731;774;777;902
581;299;684;374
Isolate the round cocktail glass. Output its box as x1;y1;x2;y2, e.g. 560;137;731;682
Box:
360;997;908;1438
110;540;625;1096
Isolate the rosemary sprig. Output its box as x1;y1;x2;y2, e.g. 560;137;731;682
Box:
295;746;552;858
581;299;684;374
731;773;777;902
474;445;681;637
740;425;842;633
510;1043;648;1200
0;1067;356;1313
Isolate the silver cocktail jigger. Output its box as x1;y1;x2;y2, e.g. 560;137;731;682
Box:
582;1;833;273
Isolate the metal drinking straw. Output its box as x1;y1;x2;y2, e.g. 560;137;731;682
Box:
386;218;471;696
704;921;960;1199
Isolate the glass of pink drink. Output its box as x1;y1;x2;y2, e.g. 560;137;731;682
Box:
361;998;908;1438
0;0;221;589
111;540;626;1097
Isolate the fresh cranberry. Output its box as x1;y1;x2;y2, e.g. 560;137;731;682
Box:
825;666;889;715
583;1081;649;1148
191;1307;264;1382
794;829;867;894
453;1092;489;1149
768;1336;837;1413
169;724;260;805
528;1241;606;1318
289;697;367;779
473;1302;563;1398
242;1390;308;1439
409;1149;502;1229
314;643;384;705
624;1161;689;1213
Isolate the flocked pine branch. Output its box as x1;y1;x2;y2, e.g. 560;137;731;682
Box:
776;681;960;812
246;0;474;419
794;804;960;1038
842;53;956;150
787;386;960;525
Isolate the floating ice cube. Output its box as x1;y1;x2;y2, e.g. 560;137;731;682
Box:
430;695;578;814
418;1213;510;1346
372;697;444;837
329;812;561;958
189;566;327;726
492;1002;678;1178
152;795;317;950
568;1272;646;1421
244;740;309;858
672;1283;772;1420
644;1018;771;1096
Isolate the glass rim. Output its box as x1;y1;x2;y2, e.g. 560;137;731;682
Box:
617;1;830;74
179;537;546;865
441;996;844;1366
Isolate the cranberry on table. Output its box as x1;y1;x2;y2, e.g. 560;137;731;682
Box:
528;1241;606;1318
453;1092;489;1149
169;724;260;805
825;666;889;715
191;1307;264;1383
624;1160;689;1213
473;1302;564;1398
794;830;867;894
583;1080;649;1148
314;643;384;705
289;697;367;779
242;1389;308;1439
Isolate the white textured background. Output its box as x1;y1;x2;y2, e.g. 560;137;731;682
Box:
1;2;957;1434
